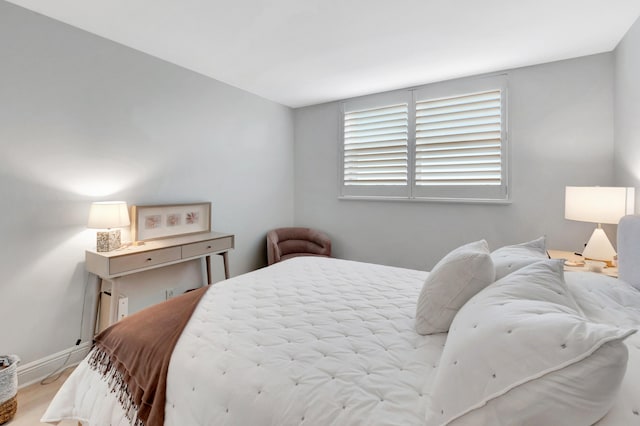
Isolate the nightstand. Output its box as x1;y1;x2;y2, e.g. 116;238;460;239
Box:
547;249;618;278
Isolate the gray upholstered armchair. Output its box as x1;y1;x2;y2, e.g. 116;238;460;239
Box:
267;227;332;265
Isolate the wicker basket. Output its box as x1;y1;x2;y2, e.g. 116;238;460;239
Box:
0;355;19;425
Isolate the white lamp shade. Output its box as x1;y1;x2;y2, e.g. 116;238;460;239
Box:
87;201;131;229
565;187;635;224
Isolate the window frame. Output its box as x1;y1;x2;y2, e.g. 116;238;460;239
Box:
339;73;509;203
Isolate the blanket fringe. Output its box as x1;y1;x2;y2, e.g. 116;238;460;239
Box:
88;347;144;426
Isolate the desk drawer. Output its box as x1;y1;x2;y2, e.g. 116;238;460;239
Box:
182;237;233;258
109;247;182;275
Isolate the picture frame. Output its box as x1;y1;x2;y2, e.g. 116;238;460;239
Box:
130;202;211;242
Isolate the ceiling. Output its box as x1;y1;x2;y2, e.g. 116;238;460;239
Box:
7;0;640;108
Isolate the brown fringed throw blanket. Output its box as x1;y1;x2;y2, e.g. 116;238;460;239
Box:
88;286;210;426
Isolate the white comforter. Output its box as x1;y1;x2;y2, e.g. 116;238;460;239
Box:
42;257;640;425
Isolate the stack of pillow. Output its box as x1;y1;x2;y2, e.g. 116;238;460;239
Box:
416;237;636;426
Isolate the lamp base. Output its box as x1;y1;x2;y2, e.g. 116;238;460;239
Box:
582;227;616;264
97;229;121;252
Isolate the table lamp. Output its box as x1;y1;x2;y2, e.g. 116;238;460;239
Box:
88;201;131;252
565;186;635;263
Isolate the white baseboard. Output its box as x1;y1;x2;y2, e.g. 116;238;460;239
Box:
17;342;92;388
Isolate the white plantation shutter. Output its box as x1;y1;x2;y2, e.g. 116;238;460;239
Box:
415;90;502;186
340;74;508;201
341;91;412;198
344;104;408;186
412;75;508;201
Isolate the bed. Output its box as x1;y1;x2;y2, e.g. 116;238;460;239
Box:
42;217;640;425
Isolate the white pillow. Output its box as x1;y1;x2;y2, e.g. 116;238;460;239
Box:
491;236;547;280
425;260;636;426
415;240;495;335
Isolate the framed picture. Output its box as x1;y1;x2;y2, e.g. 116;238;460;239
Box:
131;202;211;242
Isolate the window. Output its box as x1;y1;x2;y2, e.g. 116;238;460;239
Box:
340;75;508;202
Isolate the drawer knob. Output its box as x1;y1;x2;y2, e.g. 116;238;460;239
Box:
207;245;212;249
146;258;153;262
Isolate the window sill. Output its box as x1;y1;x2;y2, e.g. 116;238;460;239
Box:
338;195;512;205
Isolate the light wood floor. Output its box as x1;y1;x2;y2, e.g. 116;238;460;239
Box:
7;367;78;426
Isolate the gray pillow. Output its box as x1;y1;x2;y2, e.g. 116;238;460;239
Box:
416;240;495;335
491;236;547;280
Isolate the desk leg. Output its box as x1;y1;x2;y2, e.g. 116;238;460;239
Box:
108;278;120;326
218;251;230;279
205;255;212;285
93;277;103;336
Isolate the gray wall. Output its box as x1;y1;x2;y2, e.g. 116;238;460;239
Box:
614;16;640;207
294;54;615;270
0;2;294;366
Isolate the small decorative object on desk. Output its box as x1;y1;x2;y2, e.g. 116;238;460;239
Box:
0;354;19;424
585;260;607;273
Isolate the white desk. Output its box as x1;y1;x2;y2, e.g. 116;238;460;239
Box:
86;231;234;327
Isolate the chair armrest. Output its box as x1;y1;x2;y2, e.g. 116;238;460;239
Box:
266;230;281;265
308;229;331;257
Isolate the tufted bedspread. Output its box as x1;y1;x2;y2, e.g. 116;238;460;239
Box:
43;257;640;425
